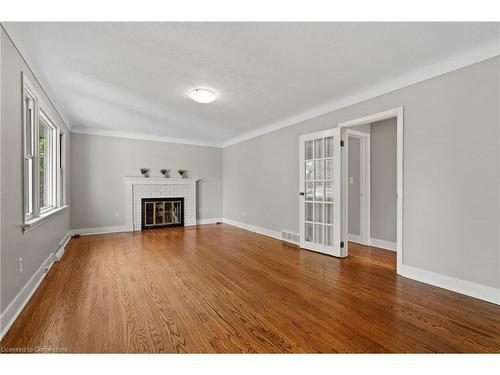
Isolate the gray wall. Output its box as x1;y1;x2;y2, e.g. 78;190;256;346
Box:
1;28;71;313
70;133;223;229
371;118;397;242
223;57;500;289
348;136;361;236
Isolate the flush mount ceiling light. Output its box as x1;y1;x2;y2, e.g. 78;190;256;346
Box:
190;88;216;104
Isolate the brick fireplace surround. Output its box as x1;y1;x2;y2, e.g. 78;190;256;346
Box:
124;177;197;231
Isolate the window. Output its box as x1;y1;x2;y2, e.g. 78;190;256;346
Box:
39;112;57;211
22;73;66;230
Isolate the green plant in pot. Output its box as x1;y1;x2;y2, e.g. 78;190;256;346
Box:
178;169;187;178
160;168;170;178
140;167;150;178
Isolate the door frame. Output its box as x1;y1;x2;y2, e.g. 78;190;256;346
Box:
345;129;371;246
339;107;404;273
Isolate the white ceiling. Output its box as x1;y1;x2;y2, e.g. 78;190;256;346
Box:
4;22;499;147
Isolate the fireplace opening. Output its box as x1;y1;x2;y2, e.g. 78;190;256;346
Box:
141;197;184;230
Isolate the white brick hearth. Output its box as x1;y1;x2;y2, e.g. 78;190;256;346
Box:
124;177;197;231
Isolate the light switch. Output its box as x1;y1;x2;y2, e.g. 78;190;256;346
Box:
349;177;354;184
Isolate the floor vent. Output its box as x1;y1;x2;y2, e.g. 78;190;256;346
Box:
281;230;300;244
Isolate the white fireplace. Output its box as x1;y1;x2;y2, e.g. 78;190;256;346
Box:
124;177;197;231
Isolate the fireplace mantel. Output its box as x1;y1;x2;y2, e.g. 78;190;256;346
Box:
124;177;198;184
124;177;198;231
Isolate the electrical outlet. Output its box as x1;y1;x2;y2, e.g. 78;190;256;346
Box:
18;257;23;275
349;177;354;184
242;211;246;217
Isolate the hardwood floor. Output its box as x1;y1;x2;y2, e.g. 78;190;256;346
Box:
2;224;500;353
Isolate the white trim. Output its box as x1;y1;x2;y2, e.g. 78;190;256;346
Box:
399;265;500;306
196;218;222;225
71;225;131;236
71;219;222;237
0;230;73;339
346;129;371;246
53;231;72;261
22;205;69;233
71;127;221;148
0;253;54;340
369;237;397;252
348;233;362;243
123;177;198;184
339;107;404;274
222;44;499;147
222;218;298;245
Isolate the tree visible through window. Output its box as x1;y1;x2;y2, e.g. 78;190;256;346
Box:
39;118;54;210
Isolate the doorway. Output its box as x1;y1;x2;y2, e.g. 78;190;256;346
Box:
346;129;371;246
339;107;404;272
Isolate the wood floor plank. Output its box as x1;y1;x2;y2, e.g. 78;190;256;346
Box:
1;224;500;353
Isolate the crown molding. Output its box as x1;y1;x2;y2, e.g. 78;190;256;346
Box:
70;127;222;148
69;40;499;149
222;40;500;148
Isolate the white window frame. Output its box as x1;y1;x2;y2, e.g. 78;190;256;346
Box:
39;110;58;213
22;72;68;232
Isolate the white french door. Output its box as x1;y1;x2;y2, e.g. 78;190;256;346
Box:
299;128;345;257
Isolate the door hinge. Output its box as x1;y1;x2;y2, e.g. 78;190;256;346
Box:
340;241;345;248
340;140;345;147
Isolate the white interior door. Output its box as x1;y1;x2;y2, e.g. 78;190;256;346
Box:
299;128;345;257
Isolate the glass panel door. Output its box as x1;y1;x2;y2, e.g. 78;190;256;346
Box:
299;128;342;257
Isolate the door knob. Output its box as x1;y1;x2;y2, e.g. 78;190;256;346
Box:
299;192;305;196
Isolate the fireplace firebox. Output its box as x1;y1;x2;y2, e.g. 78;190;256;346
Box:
141;197;184;230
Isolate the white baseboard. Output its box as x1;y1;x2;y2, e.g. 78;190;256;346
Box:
0;229;74;340
221;218;298;245
348;233;362;243
398;264;500;306
71;225;131;236
72;220;222;236
54;231;72;261
369;237;397;251
197;217;222;225
0;251;53;340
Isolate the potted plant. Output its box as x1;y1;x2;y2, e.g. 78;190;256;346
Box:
160;168;170;178
178;169;187;178
140;167;150;178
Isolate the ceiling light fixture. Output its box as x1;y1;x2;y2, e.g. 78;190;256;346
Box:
190;88;216;104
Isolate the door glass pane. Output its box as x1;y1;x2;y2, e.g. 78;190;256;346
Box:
325;203;334;225
305;223;313;242
325;225;334;246
314;203;323;223
305;140;313;160
325;136;334;157
314;224;323;244
314;182;323;201
325;158;333;180
305;202;313;222
314;160;324;180
325;181;333;202
314;139;323;158
305;182;314;201
305;160;313;180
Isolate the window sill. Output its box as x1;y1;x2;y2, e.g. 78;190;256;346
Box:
23;205;69;233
